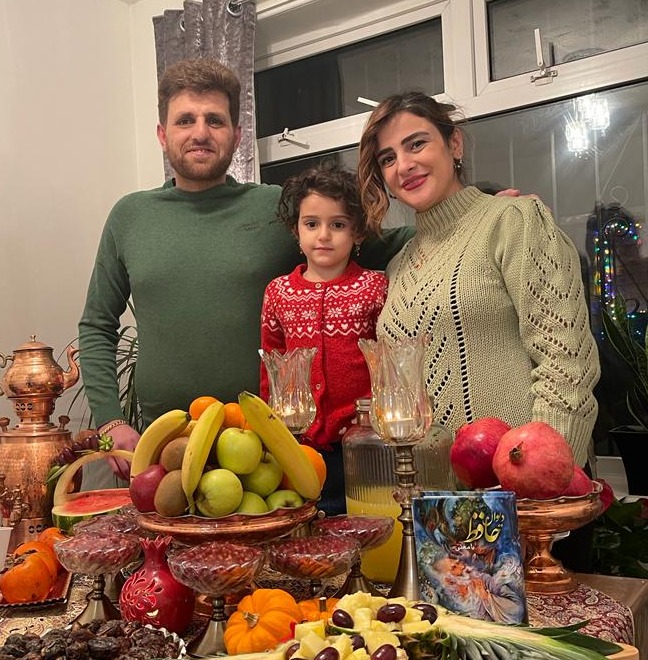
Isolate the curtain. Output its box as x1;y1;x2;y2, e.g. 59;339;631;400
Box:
153;0;257;183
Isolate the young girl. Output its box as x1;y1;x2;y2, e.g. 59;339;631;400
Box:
260;162;387;515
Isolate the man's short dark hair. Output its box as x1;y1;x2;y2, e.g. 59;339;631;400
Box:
158;58;241;126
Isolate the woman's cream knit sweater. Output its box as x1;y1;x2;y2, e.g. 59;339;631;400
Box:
378;186;600;466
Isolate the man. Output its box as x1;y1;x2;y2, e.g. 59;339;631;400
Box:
78;58;411;482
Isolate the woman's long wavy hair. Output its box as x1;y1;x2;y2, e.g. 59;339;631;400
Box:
358;91;466;232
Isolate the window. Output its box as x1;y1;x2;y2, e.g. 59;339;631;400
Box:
255;18;443;139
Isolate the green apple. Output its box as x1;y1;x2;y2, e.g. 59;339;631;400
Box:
236;491;269;514
240;452;284;497
265;488;304;511
195;468;243;518
216;428;263;475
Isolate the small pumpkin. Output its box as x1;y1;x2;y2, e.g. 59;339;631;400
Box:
298;596;339;622
224;588;303;654
0;552;54;603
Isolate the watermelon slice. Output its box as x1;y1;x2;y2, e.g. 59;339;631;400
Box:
51;449;134;533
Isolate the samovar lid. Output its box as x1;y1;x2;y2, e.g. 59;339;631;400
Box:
14;335;51;352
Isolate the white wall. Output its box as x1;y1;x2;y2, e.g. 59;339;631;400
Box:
0;0;139;423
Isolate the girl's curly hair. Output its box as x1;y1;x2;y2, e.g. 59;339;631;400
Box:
277;160;369;237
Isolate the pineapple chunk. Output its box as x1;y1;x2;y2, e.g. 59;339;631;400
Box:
331;634;353;658
402;606;424;624
353;607;374;630
363;631;400;655
369;619;397;632
348;650;371;660
294;619;327;641
400;620;434;634
298;631;328;660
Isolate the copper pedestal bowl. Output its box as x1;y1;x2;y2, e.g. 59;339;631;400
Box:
516;481;603;595
136;500;318;545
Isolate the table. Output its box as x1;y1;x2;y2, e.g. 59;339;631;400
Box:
0;572;643;656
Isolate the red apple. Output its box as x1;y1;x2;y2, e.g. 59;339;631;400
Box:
129;463;167;512
450;417;511;488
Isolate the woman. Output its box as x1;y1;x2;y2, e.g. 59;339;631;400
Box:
357;91;600;476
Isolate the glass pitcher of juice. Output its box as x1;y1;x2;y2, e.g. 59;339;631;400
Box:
342;398;454;584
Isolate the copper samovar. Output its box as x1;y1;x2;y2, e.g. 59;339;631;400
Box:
0;336;79;549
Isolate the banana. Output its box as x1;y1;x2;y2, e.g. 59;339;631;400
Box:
130;409;191;477
181;400;225;513
238;391;321;501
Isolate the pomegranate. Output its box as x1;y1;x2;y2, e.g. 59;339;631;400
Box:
562;464;594;497
450;417;511;488
491;421;574;499
119;535;195;634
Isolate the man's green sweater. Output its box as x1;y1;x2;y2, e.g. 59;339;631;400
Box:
79;177;412;428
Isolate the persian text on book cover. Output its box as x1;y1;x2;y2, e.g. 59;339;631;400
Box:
413;490;528;624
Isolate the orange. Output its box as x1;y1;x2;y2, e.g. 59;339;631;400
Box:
281;444;327;490
189;395;220;420
37;527;67;552
222;402;247;430
14;541;59;580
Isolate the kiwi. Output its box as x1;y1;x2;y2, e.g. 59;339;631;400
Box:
153;469;188;517
160;436;190;471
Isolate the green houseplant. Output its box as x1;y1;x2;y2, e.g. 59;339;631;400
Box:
63;320;142;433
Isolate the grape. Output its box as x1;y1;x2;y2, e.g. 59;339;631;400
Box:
331;609;354;629
350;635;365;651
412;602;438;623
72;440;85;453
376;603;406;623
371;644;397;660
313;648;340;660
286;642;300;659
88;434;100;450
61;447;76;464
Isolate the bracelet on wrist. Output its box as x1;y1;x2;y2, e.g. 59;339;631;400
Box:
99;419;128;435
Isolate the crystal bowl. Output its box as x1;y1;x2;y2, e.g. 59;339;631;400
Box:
311;514;394;551
136;501;318;545
266;534;360;580
168;541;265;596
54;531;141;576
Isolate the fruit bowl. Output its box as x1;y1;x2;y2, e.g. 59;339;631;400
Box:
168;541;265;658
55;531;142;576
266;534;360;580
168;541;265;596
312;515;394;551
136;501;318;545
516;480;603;594
310;515;395;596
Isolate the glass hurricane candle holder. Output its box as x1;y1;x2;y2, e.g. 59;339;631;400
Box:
168;540;265;657
359;334;433;601
259;347;317;435
54;531;141;626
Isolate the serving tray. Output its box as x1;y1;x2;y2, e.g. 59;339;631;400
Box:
0;570;73;610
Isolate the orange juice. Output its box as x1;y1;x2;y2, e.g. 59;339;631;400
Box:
346;488;402;584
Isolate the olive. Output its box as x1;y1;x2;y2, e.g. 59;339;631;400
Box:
412;602;438;623
331;609;354;629
350;634;366;651
313;647;340;660
376;603;406;623
285;642;301;659
370;644;398;660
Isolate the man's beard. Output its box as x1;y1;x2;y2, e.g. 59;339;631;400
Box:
167;145;235;184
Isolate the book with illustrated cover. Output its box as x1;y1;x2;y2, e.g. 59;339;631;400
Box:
412;490;528;624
